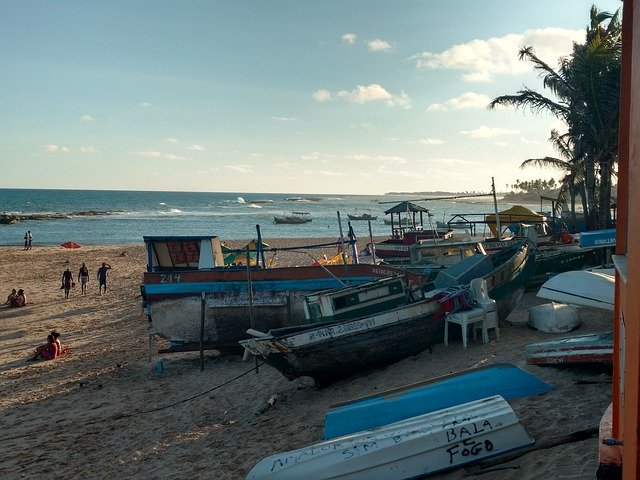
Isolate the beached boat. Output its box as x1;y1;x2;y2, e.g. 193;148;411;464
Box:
347;208;377;221
141;236;428;349
240;241;534;384
431;240;536;321
303;276;409;324
323;363;553;439
530;245;597;284
273;211;312;224
245;395;535;480
536;270;615;311
409;238;486;269
240;287;467;385
525;331;613;365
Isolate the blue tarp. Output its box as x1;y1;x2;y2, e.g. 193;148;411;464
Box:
323;362;553;439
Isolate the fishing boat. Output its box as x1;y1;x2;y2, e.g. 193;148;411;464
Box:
245;395;535;480
240;241;534;384
323;363;553;439
409;238;486;269
536;270;615;311
240;287;468;385
141;235;428;350
347;208;377;221
273;211;312;224
303;276;409;324
530;245;597;284
525;331;613;365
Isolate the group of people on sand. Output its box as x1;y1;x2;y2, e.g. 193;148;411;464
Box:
4;288;27;308
61;262;111;298
33;330;69;361
23;230;32;250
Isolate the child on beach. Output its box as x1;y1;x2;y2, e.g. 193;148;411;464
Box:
32;331;67;360
14;289;27;307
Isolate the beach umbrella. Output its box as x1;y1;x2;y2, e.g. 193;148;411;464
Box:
61;241;82;249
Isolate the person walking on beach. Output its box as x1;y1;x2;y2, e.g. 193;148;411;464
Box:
23;232;28;250
61;267;74;299
97;262;111;295
78;262;89;295
27;230;32;249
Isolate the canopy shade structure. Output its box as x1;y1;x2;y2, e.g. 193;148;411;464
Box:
486;205;546;237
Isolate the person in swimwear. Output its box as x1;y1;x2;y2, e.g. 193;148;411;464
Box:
42;335;58;360
62;267;74;299
14;289;26;307
50;330;68;355
78;262;89;295
97;262;111;295
5;288;17;306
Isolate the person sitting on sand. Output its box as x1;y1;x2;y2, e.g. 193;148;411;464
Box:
5;288;17;306
14;289;27;307
42;335;58;360
62;267;74;299
50;330;69;355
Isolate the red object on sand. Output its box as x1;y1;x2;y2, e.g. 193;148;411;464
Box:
61;241;82;249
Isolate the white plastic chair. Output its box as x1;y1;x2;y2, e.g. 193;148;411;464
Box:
470;278;499;343
444;296;485;349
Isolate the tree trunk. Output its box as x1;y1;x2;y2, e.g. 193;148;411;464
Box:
597;159;614;229
583;156;598;230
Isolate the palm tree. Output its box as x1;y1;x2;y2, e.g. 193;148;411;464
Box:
488;6;621;230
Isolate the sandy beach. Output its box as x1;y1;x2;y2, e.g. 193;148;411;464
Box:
0;240;613;480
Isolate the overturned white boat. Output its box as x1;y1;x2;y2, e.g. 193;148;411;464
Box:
536;270;614;311
245;395;534;480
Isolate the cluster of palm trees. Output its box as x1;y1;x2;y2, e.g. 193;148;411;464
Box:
489;6;621;231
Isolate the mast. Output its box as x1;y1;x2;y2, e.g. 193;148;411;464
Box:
491;177;502;239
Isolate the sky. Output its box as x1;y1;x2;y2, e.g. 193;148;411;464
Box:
0;0;622;195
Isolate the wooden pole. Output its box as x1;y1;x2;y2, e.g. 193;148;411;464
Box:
492;177;502;239
336;211;348;270
368;220;376;264
199;292;205;371
246;245;258;373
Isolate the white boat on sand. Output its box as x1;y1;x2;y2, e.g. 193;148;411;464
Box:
536;270;614;311
245;395;534;480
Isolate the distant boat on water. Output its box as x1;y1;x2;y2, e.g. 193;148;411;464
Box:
347;208;378;221
273;211;312;224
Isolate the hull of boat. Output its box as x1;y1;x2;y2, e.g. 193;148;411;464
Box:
536;270;615;310
143;264;426;347
240;289;465;384
532;247;597;283
323;363;553;439
483;242;536;321
525;331;613;365
245;395;534;480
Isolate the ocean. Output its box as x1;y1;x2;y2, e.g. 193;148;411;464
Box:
0;188;538;246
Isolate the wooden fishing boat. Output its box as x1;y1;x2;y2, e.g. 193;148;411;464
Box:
241;241;534;384
347;208;377;221
141;236;428;350
240;287;467;385
245;395;534;480
536;270;615;311
323;363;553;440
303;276;409;324
274;211;312;224
373;228;454;259
530;245;597;284
525;331;613;365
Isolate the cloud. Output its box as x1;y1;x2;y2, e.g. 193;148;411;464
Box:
80;114;94;122
312;89;332;102
44;144;70;153
271;116;298;122
80;146;101;154
368;39;392;52
165;137;179;144
225;164;254;173
414;27;583;82
419;138;444;145
131;150;186;160
427;92;491;112
342;33;357;44
186;144;205;151
460;125;520;138
139;102;152;108
334;84;411;108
